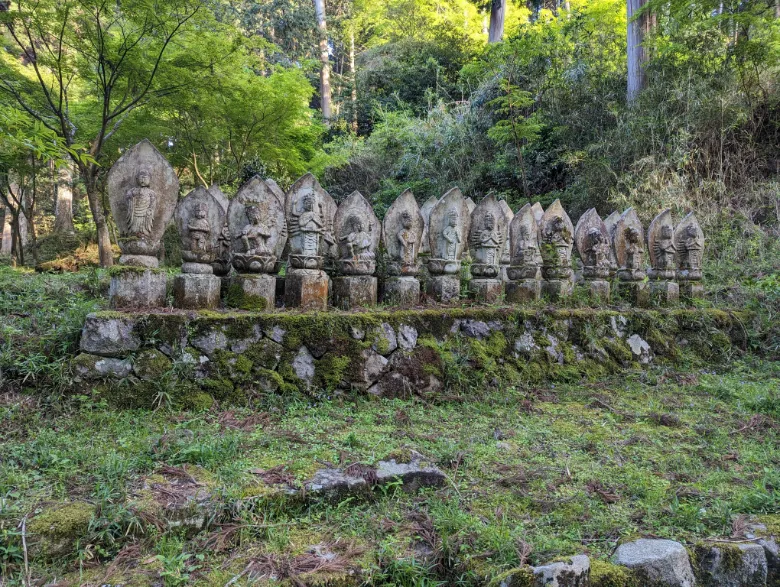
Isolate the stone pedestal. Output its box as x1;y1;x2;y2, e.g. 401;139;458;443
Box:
384;276;420;307
173;274;221;310
284;269;329;311
109;268;167;309
332;275;378;310
650;281;679;305
119;254;159;268
469;279;503;303
428;275;460;303
542;278;573;301
617;281;650;307
680;281;704;301
586;280;611;302
505;279;541;303
229;274;276;311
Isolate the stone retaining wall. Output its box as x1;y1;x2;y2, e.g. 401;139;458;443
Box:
72;307;747;408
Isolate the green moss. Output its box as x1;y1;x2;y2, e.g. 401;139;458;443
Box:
590;560;638;587
185;392;215;411
225;283;268;311
234;354;253;375
28;502;95;559
107;265;163;277
316;354;351;392
132;349;172;380
487;566;535;587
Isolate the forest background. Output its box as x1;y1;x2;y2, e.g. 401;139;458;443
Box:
0;0;778;279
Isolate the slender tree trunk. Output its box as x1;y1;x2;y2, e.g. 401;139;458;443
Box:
488;0;507;43
313;0;332;123
10;212;23;266
9;181;29;248
1;206;12;255
54;163;76;234
349;26;358;133
81;168;114;267
627;0;650;102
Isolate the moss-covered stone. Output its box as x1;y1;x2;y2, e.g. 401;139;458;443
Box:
590;560;639;587
28;502;95;560
487;566;535;587
133;349;172;380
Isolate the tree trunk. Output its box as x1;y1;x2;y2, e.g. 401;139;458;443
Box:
82;169;114;267
349;27;358;133
313;0;332;123
627;0;650;102
1;206;12;255
54;163;76;234
488;0;507;43
9;181;29;248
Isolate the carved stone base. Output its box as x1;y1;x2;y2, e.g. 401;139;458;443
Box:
383;276;420;307
680;281;704;301
119;254;159;268
469;279;503;303
542;278;573;301
109;268;167;309
173;274;221;310
650;281;679;305
182;262;213;275
585;280;610;302
505;279;541;303
229;274;275;311
617;281;650;307
428;275;461;303
284;269;329;311
332;275;378;310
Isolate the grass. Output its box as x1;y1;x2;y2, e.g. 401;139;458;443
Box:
0;358;778;585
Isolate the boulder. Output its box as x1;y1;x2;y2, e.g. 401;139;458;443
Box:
627;334;652;364
292;346;316;386
397;324;418;351
372;322;398;355
532;555;590;587
80;314;140;357
613;539;695;587
28;502;95;559
693;543;768;587
72;354;132;379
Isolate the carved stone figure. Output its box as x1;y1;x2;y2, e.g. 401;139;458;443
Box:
508;204;543;281
499;200;514;280
208;185;231;276
574;209;612;300
614;208;649;305
467;194;508;301
539;200;574;299
173;186;224;309
427;187;471;302
332;191;380;308
106;139;178;308
531;202;544;226
675;212;704;300
603;210;621;274
107;139;179;268
419;196;438;257
383;190;424;306
646;209;679;303
228;176;287;274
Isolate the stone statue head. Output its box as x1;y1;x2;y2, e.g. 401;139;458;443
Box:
447;208;458;227
302;193;315;212
685;224;697;239
246;205;261;224
137;166;151;187
626;226;640;244
484;212;495;230
588;227;604;245
195;202;208;219
401;210;412;229
661;225;673;239
349;215;363;233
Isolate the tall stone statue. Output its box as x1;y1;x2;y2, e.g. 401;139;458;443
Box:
647;209;679;304
531;202;544;226
419;195;438;257
614;208;649;305
427;187;471;302
603;210;621;276
539;200;574;300
383;190;424;306
506;203;542;302
468;194;508;302
574;208;612;300
173;187;224;309
207;185;231;277
106;139;179;309
332;191;380;309
499;200;514;282
284;174;334;310
227;176;287;310
675;212;704;300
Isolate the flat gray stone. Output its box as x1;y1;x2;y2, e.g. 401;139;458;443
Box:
190;328;228;357
397;324;418;350
614;539;695;587
372;322;398;355
72;354;132;379
532;555;590;587
266;325;286;344
514;333;538;355
361;349;389;386
375;457;445;489
292;346;316;386
627;334;652;364
80;314;140;357
694;543;768;587
460;320;491;339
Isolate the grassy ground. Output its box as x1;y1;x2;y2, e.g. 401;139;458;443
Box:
1;358;778;585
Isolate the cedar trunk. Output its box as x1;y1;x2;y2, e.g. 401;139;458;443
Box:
54;163;76;234
488;0;507;43
313;0;332;123
627;0;651;102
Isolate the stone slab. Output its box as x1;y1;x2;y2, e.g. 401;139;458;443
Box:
80;314;141;357
681;281;704;301
108;269;167;310
284;268;329;311
614;538;695;587
587;279;610;302
505;279;541;303
694;543;768;587
332;275;378;310
229;273;275;311
173;274;221;310
651;281;680;305
428;274;461;303
469;279;503;303
383;276;420;307
532;555;590;587
542;278;573;301
617;280;650;307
